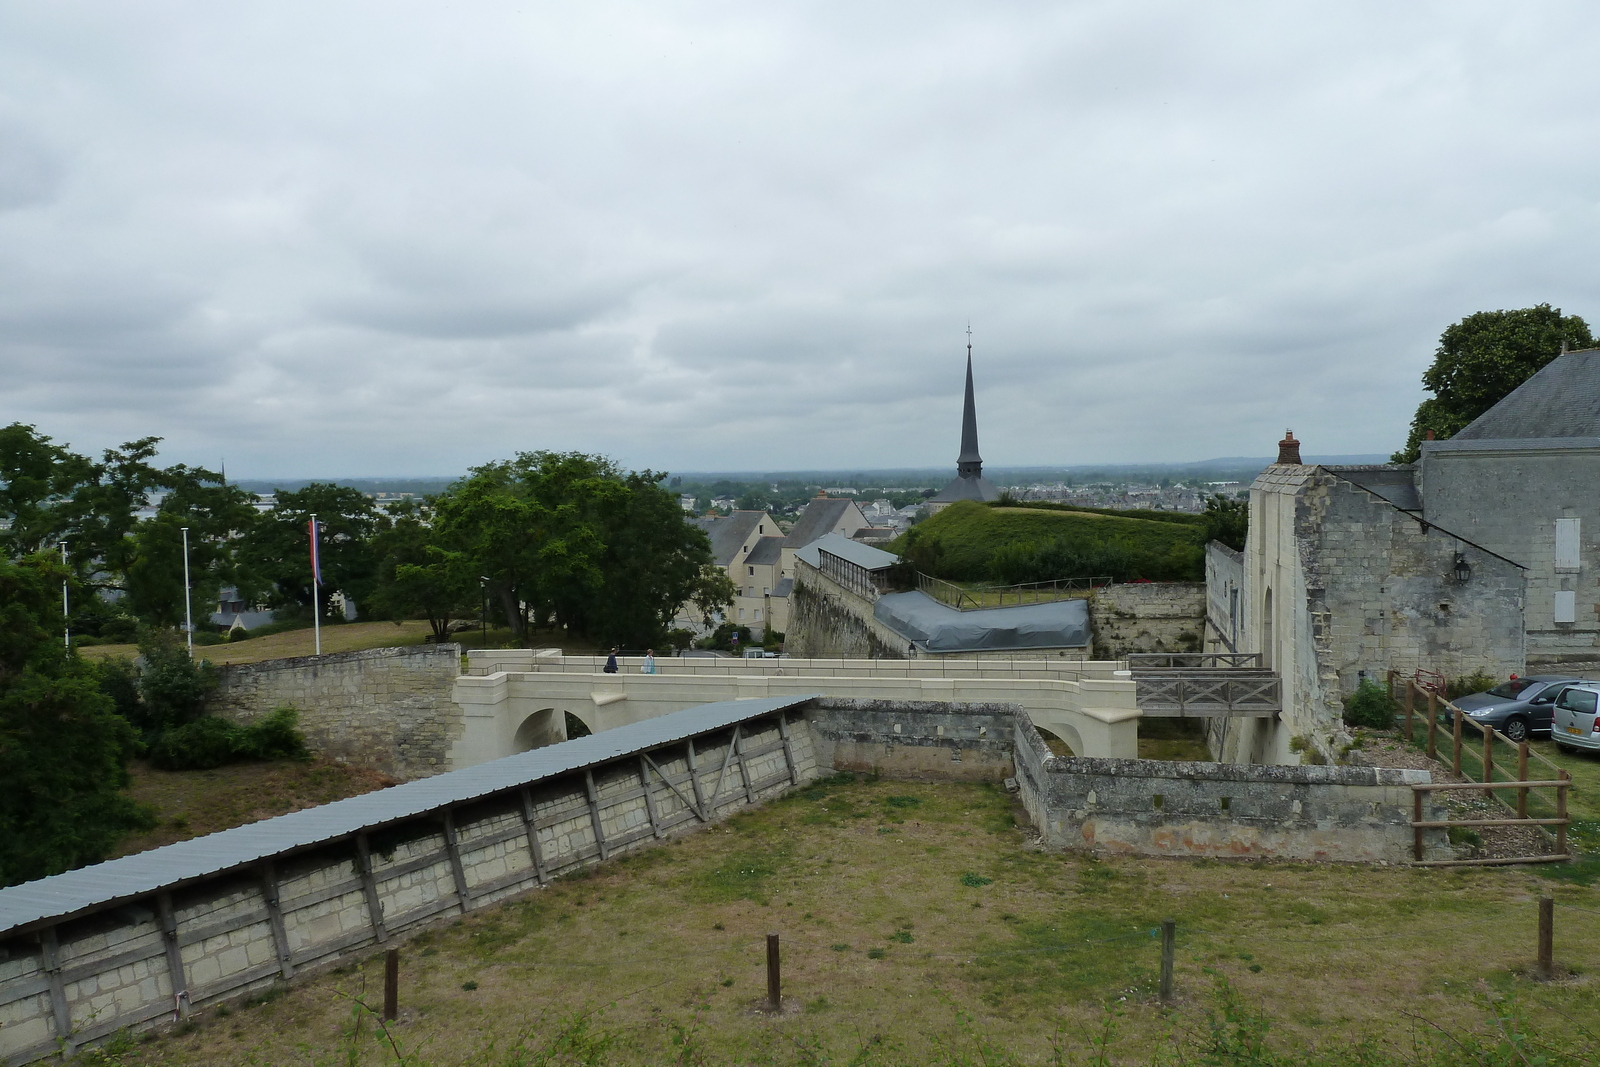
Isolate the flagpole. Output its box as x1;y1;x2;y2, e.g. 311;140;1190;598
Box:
311;513;322;656
181;527;193;658
60;541;70;651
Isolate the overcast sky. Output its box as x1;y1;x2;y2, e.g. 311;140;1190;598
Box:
4;2;1599;478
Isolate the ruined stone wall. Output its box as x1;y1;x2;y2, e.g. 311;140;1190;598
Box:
805;698;1017;782
211;644;464;779
1088;582;1205;658
1012;717;1446;863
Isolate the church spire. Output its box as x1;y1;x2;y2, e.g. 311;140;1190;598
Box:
957;327;982;477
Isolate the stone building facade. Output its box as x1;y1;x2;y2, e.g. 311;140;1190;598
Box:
1225;437;1525;766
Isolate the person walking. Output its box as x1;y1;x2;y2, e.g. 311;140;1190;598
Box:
641;649;656;674
603;647;619;673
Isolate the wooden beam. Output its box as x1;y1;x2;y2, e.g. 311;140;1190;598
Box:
685;738;708;816
584;770;610;861
518;787;549;884
733;723;756;803
441;809;473;913
642;751;705;820
155;892;190;1019
776;714;799;785
259;861;295;980
39;925;74;1055
639;756;664;838
354;834;389;943
706;728;740;814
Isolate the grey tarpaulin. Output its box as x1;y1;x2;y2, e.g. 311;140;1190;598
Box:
872;590;1090;653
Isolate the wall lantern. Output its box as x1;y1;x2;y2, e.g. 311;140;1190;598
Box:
1451;553;1472;584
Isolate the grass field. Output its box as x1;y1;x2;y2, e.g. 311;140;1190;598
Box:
86;776;1600;1067
893;500;1206;584
78;623;602;667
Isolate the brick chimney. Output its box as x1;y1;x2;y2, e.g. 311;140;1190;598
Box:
1277;430;1302;465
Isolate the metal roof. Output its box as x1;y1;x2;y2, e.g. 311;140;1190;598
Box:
873;590;1090;653
0;694;819;940
806;532;899;571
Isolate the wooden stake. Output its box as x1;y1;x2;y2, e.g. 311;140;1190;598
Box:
1452;708;1463;776
1537;896;1554;978
1482;727;1494;785
1159;920;1175;1005
384;948;399;1021
1517;742;1529;820
766;933;781;1011
1413;791;1425;861
1556;772;1569;857
1426;692;1438;759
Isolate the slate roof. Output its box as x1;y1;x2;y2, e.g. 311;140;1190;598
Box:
1454;348;1600;440
691;511;767;566
783;498;859;547
929;472;1002;503
770;577;794;598
744;536;783;566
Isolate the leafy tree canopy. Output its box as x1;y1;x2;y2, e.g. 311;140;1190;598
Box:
1393;305;1592;463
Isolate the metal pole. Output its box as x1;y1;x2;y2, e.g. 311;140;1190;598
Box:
181;527;193;657
60;542;70;650
311;513;321;657
766;932;781;1010
1159;919;1175;1004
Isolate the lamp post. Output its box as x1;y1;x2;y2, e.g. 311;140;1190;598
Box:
60;542;69;650
181;527;193;657
480;577;490;646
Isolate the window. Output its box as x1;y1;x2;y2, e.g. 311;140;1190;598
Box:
1555;590;1577;624
1488;679;1538;698
755;609;762;620
1558;688;1597;714
1556;518;1581;572
748;566;754;575
738;608;745;620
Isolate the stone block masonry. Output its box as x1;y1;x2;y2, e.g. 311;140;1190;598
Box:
1089;582;1206;658
211;644;463;779
0;700;820;1066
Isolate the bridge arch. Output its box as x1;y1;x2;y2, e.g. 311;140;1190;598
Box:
513;708;563;752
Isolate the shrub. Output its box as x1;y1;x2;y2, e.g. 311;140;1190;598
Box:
1342;679;1396;730
1446;669;1498;700
148;706;308;770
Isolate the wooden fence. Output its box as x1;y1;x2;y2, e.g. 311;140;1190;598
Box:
1387;673;1571;866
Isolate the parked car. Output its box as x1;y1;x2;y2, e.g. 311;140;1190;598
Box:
1552;683;1600;754
1450;675;1596;742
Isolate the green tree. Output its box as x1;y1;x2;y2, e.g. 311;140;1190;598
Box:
0;423;97;558
1203;494;1248;552
0;554;153;887
368;501;476;640
240;483;382;618
1393;305;1593;462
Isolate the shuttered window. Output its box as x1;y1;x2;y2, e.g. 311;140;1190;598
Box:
1556;517;1580;572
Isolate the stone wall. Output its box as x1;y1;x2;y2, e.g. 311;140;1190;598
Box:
1420;439;1600;669
211;644;463;779
1012;717;1446;863
805;698;1017;782
0;704;818;1065
1204;541;1245;654
1088;582;1206;658
788;560;911;659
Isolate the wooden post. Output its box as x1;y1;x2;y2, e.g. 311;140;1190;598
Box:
1413;791;1425;861
1452;707;1464;777
384;948;399;1021
354;834;389;943
639;755;664;838
39;925;74;1055
1482;725;1494;784
1426;692;1438;759
583;770;610;861
766;933;781;1011
518;787;549;884
1556;772;1569;857
1537;896;1554;978
1517;743;1530;820
260;861;295;979
1159;920;1176;1005
156;892;190;1020
685;737;708;816
441;809;473;913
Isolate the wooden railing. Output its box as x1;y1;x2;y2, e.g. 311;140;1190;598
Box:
916;573;1112;611
1134;670;1282;717
1388;673;1572;866
1127;652;1263;670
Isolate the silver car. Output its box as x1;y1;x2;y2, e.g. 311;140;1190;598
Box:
1552;684;1600;754
1451;675;1594;743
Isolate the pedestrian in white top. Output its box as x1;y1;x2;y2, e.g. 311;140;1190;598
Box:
642;649;656;674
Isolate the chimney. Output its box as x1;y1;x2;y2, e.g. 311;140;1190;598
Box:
1276;430;1302;465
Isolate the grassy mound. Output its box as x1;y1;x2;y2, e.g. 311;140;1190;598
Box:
893;500;1205;583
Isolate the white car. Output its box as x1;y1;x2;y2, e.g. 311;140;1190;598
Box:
1552;683;1600;753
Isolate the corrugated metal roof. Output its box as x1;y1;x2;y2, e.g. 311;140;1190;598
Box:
809;532;899;571
0;694;819;939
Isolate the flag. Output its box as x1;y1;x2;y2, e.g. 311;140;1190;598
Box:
308;518;323;587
